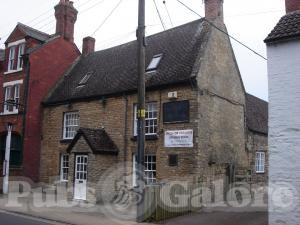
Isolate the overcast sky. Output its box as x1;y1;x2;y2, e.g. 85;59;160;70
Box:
0;0;285;101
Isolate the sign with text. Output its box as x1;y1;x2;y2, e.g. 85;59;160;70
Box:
164;130;193;148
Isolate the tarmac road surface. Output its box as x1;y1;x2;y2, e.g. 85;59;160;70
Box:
0;211;66;225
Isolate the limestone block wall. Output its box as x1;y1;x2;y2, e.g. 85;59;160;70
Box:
40;85;200;184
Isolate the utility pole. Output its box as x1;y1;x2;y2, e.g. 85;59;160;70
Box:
136;0;146;222
3;123;12;194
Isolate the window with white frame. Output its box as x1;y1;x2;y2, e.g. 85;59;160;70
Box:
134;102;158;136
63;112;80;139
4;85;21;113
132;154;157;186
60;154;69;181
14;84;20;110
144;155;156;184
4;86;13;112
255;152;265;173
17;44;25;69
8;46;16;71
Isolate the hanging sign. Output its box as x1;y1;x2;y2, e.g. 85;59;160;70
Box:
164;130;193;148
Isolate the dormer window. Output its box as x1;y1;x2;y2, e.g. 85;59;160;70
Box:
8;46;16;71
17;44;25;69
78;72;92;86
146;54;163;72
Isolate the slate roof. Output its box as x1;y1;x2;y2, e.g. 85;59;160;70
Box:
0;49;4;61
246;94;268;134
265;11;300;43
5;23;51;44
45;19;211;105
67;128;119;155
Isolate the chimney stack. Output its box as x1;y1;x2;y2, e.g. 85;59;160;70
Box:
285;0;300;13
55;0;78;42
204;0;224;22
82;37;96;56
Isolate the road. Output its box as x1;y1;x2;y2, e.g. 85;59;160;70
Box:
0;211;65;225
165;211;268;225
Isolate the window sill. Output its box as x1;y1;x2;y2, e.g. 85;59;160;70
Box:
60;139;73;144
0;110;19;116
256;172;265;174
163;120;189;124
4;68;23;75
131;135;158;141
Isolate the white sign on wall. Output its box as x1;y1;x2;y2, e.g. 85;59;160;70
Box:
164;130;193;148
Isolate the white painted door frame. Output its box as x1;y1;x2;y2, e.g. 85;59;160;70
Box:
74;155;88;200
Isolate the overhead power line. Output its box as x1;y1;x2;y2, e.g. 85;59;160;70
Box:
0;0;107;45
95;30;136;49
163;0;174;27
152;0;166;30
79;0;107;15
90;0;123;37
76;0;98;8
175;0;267;61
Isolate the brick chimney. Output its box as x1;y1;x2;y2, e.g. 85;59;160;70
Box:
82;37;96;56
204;0;224;22
286;0;300;13
55;0;78;42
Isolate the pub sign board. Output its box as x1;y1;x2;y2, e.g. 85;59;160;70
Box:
164;130;193;148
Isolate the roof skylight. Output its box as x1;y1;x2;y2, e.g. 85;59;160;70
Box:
78;72;93;86
146;54;163;72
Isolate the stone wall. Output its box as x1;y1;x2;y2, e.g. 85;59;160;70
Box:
40;85;200;186
196;22;248;172
247;131;268;185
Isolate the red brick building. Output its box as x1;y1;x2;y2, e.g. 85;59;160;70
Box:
0;0;80;184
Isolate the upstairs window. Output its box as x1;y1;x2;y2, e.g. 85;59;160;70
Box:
255;152;265;173
134;102;158;136
146;54;162;72
4;86;12;112
14;84;20;110
4;84;21;113
63;112;80;139
8;46;16;71
17;44;25;69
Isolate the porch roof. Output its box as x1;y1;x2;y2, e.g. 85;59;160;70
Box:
67;128;119;155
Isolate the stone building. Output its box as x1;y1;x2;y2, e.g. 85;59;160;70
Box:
246;94;268;185
265;0;300;224
0;0;80;185
40;0;268;201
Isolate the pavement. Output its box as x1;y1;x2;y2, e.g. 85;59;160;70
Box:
0;193;157;225
0;193;268;225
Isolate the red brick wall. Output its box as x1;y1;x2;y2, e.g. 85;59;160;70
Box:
286;0;300;13
205;0;223;21
22;37;79;182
